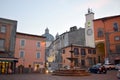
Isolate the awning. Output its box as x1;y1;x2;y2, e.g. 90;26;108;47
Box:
0;57;18;62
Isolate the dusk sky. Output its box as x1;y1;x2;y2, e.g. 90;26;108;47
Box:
0;0;120;37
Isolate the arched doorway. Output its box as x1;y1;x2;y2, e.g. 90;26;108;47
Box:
18;65;24;73
96;43;105;63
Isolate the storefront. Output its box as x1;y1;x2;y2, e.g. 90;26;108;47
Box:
0;57;18;74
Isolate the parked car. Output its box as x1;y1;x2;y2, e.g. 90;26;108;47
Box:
96;63;102;66
46;67;54;73
103;63;115;70
64;65;70;69
117;70;120;79
115;64;120;70
88;65;107;74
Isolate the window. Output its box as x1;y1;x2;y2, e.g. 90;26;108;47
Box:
74;48;79;55
0;25;6;33
20;51;25;58
98;29;104;37
81;60;85;66
0;39;5;51
20;39;25;47
0;39;5;49
81;49;86;55
88;49;91;54
114;36;120;41
93;49;96;54
36;41;40;48
116;45;120;53
36;52;40;59
113;23;119;31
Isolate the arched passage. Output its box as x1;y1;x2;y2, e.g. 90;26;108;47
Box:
96;42;105;63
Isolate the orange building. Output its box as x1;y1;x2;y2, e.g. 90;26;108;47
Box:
61;44;96;68
94;15;120;64
15;32;46;73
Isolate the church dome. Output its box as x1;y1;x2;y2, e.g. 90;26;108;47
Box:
42;28;54;41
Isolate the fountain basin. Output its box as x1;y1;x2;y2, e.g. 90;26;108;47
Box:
52;69;90;76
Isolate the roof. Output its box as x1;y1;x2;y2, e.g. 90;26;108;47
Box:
42;28;54;41
94;15;120;21
0;17;17;23
42;33;54;41
17;32;46;38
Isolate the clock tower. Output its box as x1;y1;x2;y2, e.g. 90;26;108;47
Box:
85;8;95;47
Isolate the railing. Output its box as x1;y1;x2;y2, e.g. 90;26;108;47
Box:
110;50;120;54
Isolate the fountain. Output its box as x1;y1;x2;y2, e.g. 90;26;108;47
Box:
52;44;90;76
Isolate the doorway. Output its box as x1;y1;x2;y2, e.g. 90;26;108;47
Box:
96;43;105;63
0;61;12;74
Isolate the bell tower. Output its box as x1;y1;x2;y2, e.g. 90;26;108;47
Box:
85;8;95;47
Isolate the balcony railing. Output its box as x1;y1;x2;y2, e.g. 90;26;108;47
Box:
110;50;120;54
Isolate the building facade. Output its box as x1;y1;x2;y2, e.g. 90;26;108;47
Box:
0;18;17;74
68;26;85;45
94;15;120;64
15;32;46;73
61;44;96;68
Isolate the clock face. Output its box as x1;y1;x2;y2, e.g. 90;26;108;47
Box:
87;29;92;35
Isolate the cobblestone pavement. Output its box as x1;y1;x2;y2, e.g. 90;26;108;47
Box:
0;70;119;80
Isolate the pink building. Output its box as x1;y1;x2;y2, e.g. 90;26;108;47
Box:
15;32;46;73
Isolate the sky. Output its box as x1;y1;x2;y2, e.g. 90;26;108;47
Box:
0;0;120;37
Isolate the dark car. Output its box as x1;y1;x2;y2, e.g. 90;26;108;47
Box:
88;65;107;74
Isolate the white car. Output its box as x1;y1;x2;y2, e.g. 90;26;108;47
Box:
46;67;54;73
115;64;120;70
117;70;120;79
103;63;115;70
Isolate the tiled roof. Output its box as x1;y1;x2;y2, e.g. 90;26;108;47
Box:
94;15;120;21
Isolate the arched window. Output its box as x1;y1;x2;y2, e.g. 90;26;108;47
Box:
113;23;119;31
81;49;86;55
20;39;25;47
98;28;104;37
36;52;40;59
19;50;25;58
36;41;40;48
0;25;6;33
74;48;79;55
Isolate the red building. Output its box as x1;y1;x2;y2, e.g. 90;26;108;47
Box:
94;15;120;64
15;32;46;73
